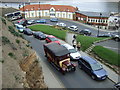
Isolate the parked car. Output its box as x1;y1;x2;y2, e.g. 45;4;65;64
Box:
79;29;92;36
36;19;46;23
111;32;120;41
45;35;60;44
15;24;25;33
62;44;81;61
56;22;66;27
17;19;25;24
27;19;36;25
78;56;107;80
97;33;111;37
23;28;33;35
33;31;46;40
50;18;58;22
68;25;78;32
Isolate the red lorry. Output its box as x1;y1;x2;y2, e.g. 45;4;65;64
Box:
44;43;76;75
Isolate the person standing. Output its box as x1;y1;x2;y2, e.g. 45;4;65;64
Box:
73;34;76;39
73;40;77;49
77;42;81;51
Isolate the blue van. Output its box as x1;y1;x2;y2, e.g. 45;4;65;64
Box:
78;56;107;80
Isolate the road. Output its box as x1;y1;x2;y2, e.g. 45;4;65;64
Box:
95;40;119;54
24;35;114;88
44;19;117;35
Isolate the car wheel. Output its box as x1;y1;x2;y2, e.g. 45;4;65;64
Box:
91;75;96;80
115;38;119;41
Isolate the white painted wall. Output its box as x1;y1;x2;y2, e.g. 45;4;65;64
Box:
24;10;74;19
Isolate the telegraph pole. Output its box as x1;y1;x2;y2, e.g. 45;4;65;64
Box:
97;13;102;37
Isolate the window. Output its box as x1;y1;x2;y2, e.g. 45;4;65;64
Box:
50;9;54;11
50;13;55;16
57;13;59;17
45;12;48;16
31;13;34;17
63;14;65;18
69;14;71;18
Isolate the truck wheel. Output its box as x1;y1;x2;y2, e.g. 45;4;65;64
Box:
62;72;65;75
73;67;76;71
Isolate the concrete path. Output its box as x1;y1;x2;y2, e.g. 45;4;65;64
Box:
65;32;120;83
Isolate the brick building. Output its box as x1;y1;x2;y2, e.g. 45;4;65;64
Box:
74;11;109;29
19;4;77;20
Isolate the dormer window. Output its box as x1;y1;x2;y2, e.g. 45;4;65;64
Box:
50;9;54;11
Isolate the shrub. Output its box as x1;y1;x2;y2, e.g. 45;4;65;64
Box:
2;36;10;45
8;26;23;38
0;59;4;63
0;17;6;24
8;52;16;59
16;39;20;44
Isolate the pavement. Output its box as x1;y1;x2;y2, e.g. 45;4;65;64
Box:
64;32;120;84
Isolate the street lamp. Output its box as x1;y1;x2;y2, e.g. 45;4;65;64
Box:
39;2;40;18
97;13;102;37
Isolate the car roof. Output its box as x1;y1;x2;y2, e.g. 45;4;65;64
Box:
62;44;74;50
70;25;77;27
81;56;97;64
84;29;91;31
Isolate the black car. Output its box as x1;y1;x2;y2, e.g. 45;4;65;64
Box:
33;31;46;40
111;32;120;41
79;29;91;36
78;56;107;80
23;28;33;35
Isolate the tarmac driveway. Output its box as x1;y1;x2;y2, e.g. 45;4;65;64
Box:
95;40;120;54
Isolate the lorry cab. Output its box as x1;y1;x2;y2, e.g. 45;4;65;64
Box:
44;43;76;74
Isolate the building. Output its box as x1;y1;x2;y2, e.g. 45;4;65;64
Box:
74;11;109;29
108;13;120;30
19;4;77;19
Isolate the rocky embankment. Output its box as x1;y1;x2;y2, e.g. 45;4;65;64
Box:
1;17;47;88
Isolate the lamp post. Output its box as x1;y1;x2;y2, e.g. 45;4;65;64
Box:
97;13;102;37
39;2;40;18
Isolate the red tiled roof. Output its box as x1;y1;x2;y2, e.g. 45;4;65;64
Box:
20;4;77;12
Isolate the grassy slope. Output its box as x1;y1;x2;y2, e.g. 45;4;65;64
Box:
76;35;107;51
92;46;120;66
29;25;66;40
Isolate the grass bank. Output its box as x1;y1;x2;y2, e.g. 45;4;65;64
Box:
76;35;107;51
28;25;66;40
92;45;120;66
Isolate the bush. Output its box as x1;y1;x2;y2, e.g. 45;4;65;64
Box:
0;17;6;24
0;59;4;63
8;52;16;59
8;26;23;38
16;39;20;44
2;36;10;45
